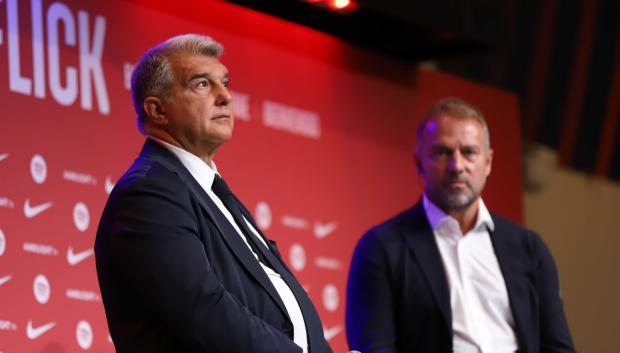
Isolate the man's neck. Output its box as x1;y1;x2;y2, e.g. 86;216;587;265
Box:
147;130;217;165
446;200;480;235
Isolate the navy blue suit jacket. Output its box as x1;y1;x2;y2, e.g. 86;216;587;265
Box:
346;201;575;353
95;139;332;353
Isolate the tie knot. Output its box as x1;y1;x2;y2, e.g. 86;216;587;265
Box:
212;174;232;199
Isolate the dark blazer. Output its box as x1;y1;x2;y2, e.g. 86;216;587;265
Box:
95;139;332;353
346;201;576;353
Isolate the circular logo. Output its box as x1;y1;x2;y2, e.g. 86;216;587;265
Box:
322;284;339;312
76;320;93;350
255;201;272;230
33;274;50;304
30;154;47;184
0;228;5;256
288;243;306;272
73;202;90;232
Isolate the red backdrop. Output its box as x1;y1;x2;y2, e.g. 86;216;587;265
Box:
0;1;522;352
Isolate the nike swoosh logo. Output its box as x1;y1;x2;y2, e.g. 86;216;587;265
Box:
323;325;343;341
313;221;338;238
24;199;53;218
67;246;94;266
26;320;56;340
0;153;9;161
0;275;12;286
104;176;115;194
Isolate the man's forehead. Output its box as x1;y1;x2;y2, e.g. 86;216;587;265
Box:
170;53;228;77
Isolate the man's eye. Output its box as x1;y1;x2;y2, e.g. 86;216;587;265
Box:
222;80;229;88
197;81;209;88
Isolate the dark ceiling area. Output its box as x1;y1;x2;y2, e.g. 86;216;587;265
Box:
226;0;504;61
227;0;620;183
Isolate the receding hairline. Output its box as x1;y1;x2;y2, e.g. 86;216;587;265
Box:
415;98;491;151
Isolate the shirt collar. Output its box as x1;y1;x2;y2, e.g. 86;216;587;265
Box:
422;194;495;235
149;136;219;192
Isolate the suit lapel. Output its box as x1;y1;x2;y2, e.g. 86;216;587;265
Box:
403;202;452;333
489;217;533;353
139;139;290;319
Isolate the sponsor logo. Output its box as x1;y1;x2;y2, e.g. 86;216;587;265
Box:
26;320;56;340
30;154;47;184
67;246;93;266
66;289;100;302
0;319;18;331
63;170;97;185
73;202;90;232
314;256;342;270
76;320;93;350
0;228;5;256
322;284;339;312
262;100;321;139
0;153;9;162
231;90;250;121
313;221;338;239
23;242;59;256
281;215;308;230
255;201;272;230
288;243;306;272
104;176;115;194
24;199;53;218
323;325;343;341
0;275;12;286
0;196;16;209
33;274;51;304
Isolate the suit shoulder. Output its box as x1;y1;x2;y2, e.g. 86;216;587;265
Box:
112;156;187;195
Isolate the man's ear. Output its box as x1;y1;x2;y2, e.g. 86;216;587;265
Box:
143;96;167;126
414;151;424;174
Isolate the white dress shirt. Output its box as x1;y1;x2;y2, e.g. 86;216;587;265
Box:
423;195;519;353
151;137;308;352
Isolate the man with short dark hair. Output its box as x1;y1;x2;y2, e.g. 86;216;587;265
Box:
346;98;576;353
95;34;333;353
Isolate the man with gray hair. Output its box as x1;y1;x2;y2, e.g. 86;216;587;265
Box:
95;34;333;353
346;98;576;353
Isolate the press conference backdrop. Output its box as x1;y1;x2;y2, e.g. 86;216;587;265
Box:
0;1;523;352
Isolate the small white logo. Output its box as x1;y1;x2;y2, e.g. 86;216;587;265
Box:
288;243;306;272
104;176;115;194
26;320;56;340
0;228;5;256
0;275;12;286
30;154;47;184
322;284;339;312
323;325;343;341
24;199;53;218
33;274;51;304
255;201;272;230
0;153;9;162
314;221;338;239
73;202;90;232
76;320;93;350
67;246;94;266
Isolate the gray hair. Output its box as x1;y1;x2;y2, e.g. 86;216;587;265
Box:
415;97;491;152
131;34;224;133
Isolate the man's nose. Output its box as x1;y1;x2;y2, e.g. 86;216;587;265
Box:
214;83;232;106
448;151;465;173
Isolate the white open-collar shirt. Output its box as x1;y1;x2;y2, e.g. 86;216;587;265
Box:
423;194;519;353
152;137;308;352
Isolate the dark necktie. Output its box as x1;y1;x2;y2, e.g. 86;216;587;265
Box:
211;174;276;267
210;174;324;351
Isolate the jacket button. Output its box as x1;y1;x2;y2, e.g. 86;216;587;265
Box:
281;321;293;334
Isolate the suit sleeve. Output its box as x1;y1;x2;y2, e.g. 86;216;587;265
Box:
346;229;397;353
531;232;577;353
96;169;302;353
